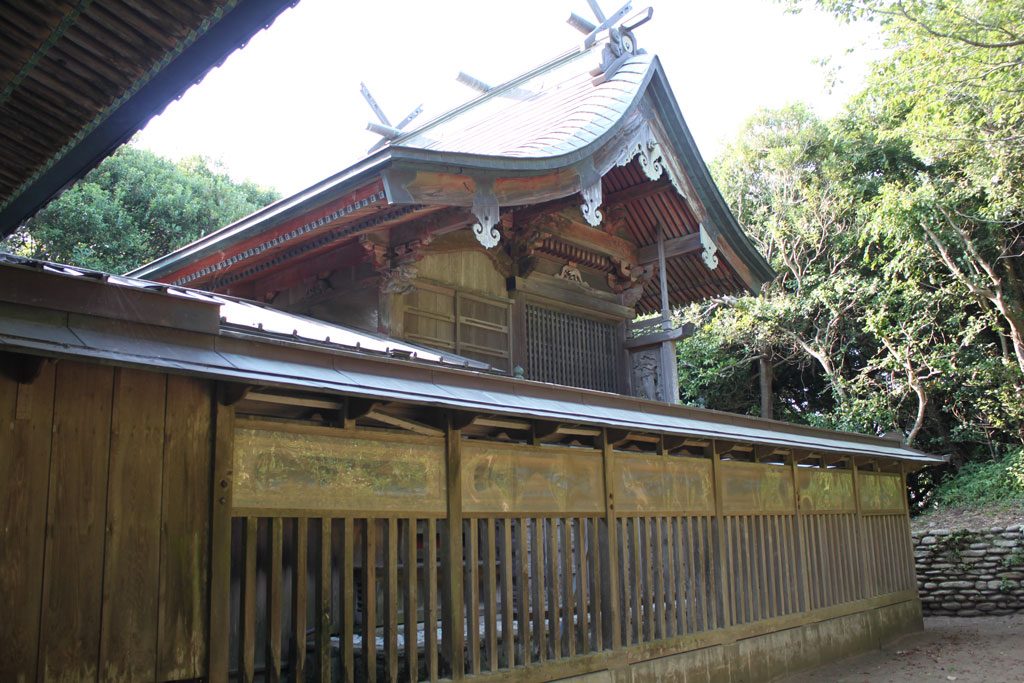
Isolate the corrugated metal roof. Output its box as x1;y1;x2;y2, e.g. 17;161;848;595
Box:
0;255;944;466
394;47;652;158
0;253;491;370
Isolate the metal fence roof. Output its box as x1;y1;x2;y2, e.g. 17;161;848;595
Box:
0;254;944;466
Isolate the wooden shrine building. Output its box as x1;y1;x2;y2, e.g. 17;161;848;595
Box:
1;9;943;683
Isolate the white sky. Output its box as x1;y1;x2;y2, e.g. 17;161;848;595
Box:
134;0;879;196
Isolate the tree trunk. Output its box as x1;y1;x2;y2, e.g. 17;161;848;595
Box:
759;355;774;420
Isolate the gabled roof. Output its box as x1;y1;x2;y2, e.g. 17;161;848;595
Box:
129;33;774;308
0;0;298;236
392;49;652;158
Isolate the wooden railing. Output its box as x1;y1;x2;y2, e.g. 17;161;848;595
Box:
210;417;917;683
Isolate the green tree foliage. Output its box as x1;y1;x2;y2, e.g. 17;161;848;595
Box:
682;2;1024;508
3;145;279;274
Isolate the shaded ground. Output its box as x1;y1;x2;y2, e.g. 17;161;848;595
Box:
911;504;1024;533
781;614;1024;682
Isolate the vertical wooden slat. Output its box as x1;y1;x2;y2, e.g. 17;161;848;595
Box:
268;517;284;683
441;419;464;679
240;517;258;683
575;517;589;654
782;514;794;615
711;445;731;630
748;517;758;620
684;518;697;633
734;518;745;623
0;362;54;683
821;514;836;606
654;516;665;640
790;455;811;613
665;516;677;639
764;515;775;617
851;461;867;599
546;517;561;659
588;515;602;651
364;519;378;683
321;518;334;683
466;519;481;673
531;516;547;662
293;518;309;683
561;516;575;658
847;514;860;599
501;519;514;669
99;368;166;682
208;394;234;683
158;375;212;680
802;517;816;609
836;515;850;603
620;519;632;647
484;518;498;672
598;434;620;650
341;518;356;683
38;361;114;682
770;515;780;616
386;517;399;683
426;517;439;682
787;515;799;614
846;514;860;599
631;516;643;643
405;518;419;682
644;517;655;640
516;517;532;665
757;516;771;620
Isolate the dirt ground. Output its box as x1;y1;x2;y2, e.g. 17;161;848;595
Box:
781;614;1024;683
910;504;1023;533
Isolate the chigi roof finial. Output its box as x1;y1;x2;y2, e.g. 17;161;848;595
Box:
361;82;423;153
567;1;653;80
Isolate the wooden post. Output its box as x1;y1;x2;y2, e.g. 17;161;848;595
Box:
711;441;732;628
789;453;811;612
656;223;681;404
208;396;235;683
850;457;867;600
441;414;465;678
599;430;621;650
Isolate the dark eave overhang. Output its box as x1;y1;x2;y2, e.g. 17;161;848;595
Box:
0;0;299;238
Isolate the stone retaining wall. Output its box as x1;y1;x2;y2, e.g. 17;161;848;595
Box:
912;525;1024;616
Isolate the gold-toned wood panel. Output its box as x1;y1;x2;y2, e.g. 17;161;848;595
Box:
720;461;795;515
233;427;446;515
614;454;714;514
858;472;905;512
461;442;604;514
798;468;855;512
416;251;508;300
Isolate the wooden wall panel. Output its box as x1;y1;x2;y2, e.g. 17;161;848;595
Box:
461;442;604;515
233;425;446;515
614;454;714;515
37;361;115;682
858;472;905;513
98;368;168;681
157;375;213;680
798;469;855;512
720;461;795;515
0;361;56;683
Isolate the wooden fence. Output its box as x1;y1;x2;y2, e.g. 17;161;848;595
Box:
214;415;917;683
